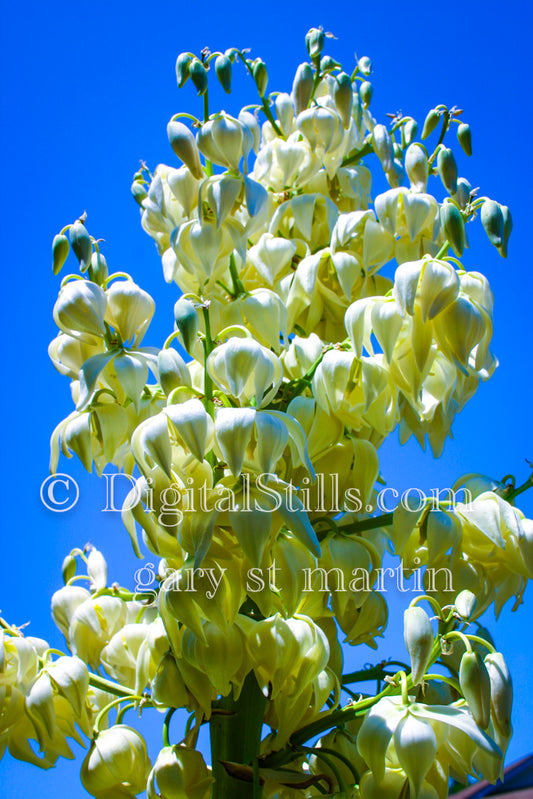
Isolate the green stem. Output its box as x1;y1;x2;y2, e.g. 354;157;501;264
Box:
88;673;137;698
435;240;450;259
229;252;247;297
298;744;359;786
94;694;145;732
341;140;373;168
201;305;215;420
203;92;213;177
163;707;176;747
309;57;322;104
260;97;283;137
428;110;450;166
502;471;533;502
116;701;135;724
342;661;409;685
234;51;283;137
338;511;394;535
298;746;347;793
210;671;267;799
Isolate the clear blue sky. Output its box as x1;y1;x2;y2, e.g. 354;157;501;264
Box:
1;0;532;796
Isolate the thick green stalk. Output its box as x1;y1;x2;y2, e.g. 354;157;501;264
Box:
210;671;267;799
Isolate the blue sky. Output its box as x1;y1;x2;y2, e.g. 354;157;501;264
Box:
1;0;532;796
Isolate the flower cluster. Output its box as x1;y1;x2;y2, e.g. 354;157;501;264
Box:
6;26;531;799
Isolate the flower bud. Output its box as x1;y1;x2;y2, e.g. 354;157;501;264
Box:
405;143;428;192
481;199;504;248
152;652;189;709
173;297;199;354
131;179;148;206
437;147;458;194
359;80;373;107
158;348;191;396
498;205;513;258
485;652;512;737
518;518;533;577
167;121;204;180
305;27;325;59
455;589;477;620
421;109;440;139
214;54;232;93
372;124;393;172
404;606;434;684
106;279;155;346
52;234;70;275
61;553;77;585
358;56;372;75
459;650;491;729
87;547;108;591
53;280;107;340
403;118;418;145
69;219;93;272
189;59;208;96
90;252;109;286
147;745;213;799
454;177;472;210
252;59;268;96
52;585;91;640
457;122;472;156
275;93;294;135
334;72;353;129
291;63;314;115
81;725;151;798
175;53;192;88
320;55;340;72
440;202;465;256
